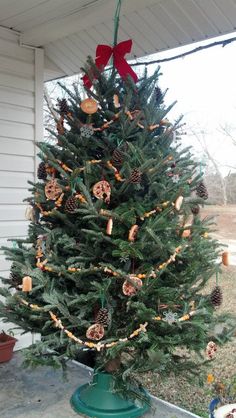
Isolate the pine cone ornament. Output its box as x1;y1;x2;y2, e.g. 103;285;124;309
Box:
155;86;163;104
105;356;121;372
112;148;125;167
210;286;223;307
9;270;22;288
129;168;142;184
58;98;69;115
56;116;65;136
95;308;109;326
65;196;78;213
80;125;94;138
191;204;200;215
196;181;208;200
37;162;47;180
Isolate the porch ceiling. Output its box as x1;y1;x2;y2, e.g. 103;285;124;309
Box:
1;0;236;80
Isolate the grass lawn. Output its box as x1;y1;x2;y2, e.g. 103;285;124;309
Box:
140;267;236;418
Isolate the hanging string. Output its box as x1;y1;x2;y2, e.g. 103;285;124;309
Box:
113;0;122;47
132;258;135;274
100;291;105;308
110;0;122;75
71;179;76;194
12;241;18;249
216;270;219;286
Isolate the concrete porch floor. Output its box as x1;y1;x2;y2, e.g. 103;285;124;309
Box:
0;352;200;418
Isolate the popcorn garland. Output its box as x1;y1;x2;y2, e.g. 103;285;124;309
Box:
60;163;72;173
100;199;172;223
51;312;148;351
35;243;184;280
140;200;170;220
73;159;102;174
81;110;170;133
57;101;172;135
153;308;198;323
36;159;183;220
17;296;197;351
106;160;125;182
36;192;86;217
100;198;178;224
43;107;173;188
17;296;148;351
35;158;125;218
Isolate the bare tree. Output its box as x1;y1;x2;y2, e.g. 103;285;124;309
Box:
188;127;228;205
218;122;236;147
44;81;59;142
44;75;85;141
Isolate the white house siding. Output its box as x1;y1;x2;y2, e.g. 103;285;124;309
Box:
0;27;43;349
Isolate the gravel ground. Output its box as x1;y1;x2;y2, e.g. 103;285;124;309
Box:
139;267;236;418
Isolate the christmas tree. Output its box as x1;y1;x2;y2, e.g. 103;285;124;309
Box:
0;12;233;402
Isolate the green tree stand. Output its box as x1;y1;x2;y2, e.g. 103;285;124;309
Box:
70;372;150;417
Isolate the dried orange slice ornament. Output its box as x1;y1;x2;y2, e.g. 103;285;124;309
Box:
45;179;62;200
86;323;105;341
122;275;143;296
93;180;111;204
81;98;98;115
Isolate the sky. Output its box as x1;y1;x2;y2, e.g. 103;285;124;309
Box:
141;32;236;175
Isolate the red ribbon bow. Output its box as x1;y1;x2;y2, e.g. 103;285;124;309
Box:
83;39;138;88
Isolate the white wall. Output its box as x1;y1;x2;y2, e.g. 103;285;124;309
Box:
0;27;43;349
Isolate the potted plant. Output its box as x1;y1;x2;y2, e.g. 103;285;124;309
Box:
214;404;236;418
0;331;17;363
208;374;236;417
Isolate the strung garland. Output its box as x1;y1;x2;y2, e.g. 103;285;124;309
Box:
50;312;148;350
17;296;147;351
35;242;184;279
74;159;102;174
106;160;125;182
17;296;197;351
153;309;198;323
56;159;73;173
36;156;180;218
100;196;182;224
76;109;171;133
35;192;86;217
102;245;183;279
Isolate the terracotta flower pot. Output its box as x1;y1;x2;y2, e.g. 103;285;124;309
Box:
0;332;17;363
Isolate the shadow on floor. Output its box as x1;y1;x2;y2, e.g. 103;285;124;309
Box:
0;352;200;418
0;352;91;418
